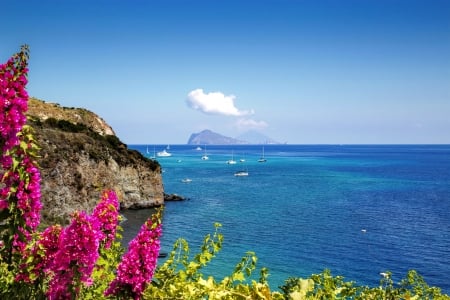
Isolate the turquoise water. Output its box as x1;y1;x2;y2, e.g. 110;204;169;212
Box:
123;144;450;292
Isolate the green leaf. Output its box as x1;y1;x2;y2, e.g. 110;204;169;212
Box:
232;271;245;282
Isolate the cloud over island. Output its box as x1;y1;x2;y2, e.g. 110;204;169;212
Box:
186;88;254;116
186;88;268;131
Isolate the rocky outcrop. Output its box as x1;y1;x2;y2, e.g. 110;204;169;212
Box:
164;193;186;201
27;97;115;136
26;98;164;225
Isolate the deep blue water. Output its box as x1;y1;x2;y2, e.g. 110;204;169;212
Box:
123;144;450;293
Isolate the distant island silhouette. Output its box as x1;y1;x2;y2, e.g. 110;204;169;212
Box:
187;129;280;145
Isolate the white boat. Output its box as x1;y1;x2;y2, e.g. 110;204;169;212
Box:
157;149;172;157
257;146;267;162
181;178;192;183
147;146;156;159
195;146;202;151
234;170;249;177
201;146;209;160
227;150;237;164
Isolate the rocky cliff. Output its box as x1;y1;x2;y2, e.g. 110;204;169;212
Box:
26;98;164;225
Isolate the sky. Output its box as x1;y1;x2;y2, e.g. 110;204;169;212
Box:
1;0;449;144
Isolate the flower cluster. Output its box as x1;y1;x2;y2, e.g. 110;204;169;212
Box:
47;211;102;299
15;224;62;283
105;211;162;299
0;45;41;255
92;190;120;249
0;50;29;147
15;190;122;294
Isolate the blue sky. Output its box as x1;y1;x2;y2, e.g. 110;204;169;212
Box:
2;0;449;144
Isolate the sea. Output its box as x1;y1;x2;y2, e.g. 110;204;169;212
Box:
122;144;450;293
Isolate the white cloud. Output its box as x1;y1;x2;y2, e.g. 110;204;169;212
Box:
235;118;268;130
186;88;254;116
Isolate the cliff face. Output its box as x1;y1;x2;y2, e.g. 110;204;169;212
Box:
26;98;164;224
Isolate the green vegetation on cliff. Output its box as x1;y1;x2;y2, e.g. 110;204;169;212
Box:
27;97;159;170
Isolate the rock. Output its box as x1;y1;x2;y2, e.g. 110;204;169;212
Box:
164;193;186;201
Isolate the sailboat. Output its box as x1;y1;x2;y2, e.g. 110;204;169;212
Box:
257;146;267;162
148;146;156;159
239;152;246;162
201;145;209;160
227;150;237;164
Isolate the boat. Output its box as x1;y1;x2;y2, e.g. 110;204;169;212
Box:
234;170;249;177
201;146;209;160
181;178;192;183
227;150;237;164
234;158;249;176
157;149;172;157
147;145;156;159
195;146;202;151
257;146;267;162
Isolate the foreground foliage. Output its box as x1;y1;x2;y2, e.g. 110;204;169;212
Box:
1;46;448;299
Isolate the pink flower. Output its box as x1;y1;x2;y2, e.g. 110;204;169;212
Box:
15;225;62;283
92;190;120;249
105;211;162;300
47;211;102;299
0;199;8;210
0;46;41;255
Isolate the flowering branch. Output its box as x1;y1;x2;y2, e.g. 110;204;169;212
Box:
0;45;42;263
105;208;163;300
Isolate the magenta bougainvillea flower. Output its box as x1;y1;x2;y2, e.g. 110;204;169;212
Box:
0;46;42;255
0;56;28;144
15;224;62;283
46;211;102;299
92;190;120;249
105;213;162;300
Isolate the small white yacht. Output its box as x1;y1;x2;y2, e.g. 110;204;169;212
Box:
234;170;249;177
157;149;172;157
